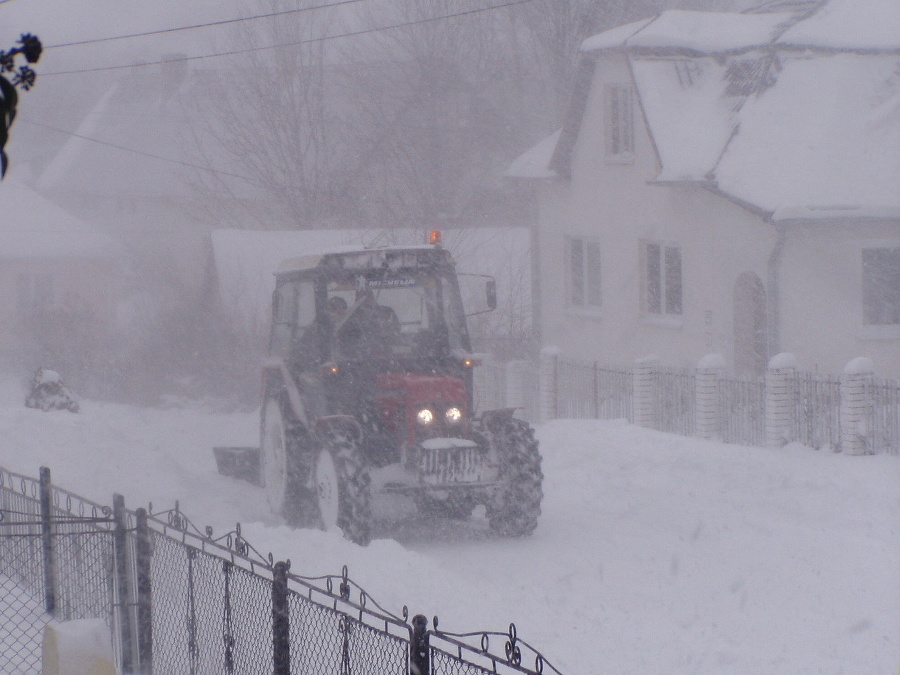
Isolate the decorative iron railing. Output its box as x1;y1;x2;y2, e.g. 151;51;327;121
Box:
0;465;564;675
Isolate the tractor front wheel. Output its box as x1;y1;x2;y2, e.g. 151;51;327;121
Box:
485;417;543;537
314;427;372;546
261;395;317;528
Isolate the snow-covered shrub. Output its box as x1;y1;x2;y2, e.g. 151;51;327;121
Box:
25;368;80;413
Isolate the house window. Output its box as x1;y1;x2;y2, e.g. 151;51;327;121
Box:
605;85;634;159
16;273;53;313
645;243;682;316
569;238;601;308
862;247;900;325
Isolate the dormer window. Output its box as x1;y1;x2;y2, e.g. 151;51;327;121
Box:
605;84;634;161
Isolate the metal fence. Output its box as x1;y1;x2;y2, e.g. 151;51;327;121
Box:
0;467;130;675
792;372;842;452
650;366;696;436
0;465;564;675
717;374;766;447
865;377;900;455
492;353;898;454
556;359;633;422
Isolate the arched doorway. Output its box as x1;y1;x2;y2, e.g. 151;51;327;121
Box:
733;272;767;375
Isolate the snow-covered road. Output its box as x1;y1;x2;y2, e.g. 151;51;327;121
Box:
1;378;897;674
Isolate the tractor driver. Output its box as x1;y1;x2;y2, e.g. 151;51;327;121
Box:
336;289;400;357
325;295;348;328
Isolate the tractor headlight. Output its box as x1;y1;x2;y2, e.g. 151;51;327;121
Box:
416;408;435;425
444;406;463;424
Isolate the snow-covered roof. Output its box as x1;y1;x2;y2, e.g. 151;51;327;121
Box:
0;178;122;259
503;129;561;179
580;19;654;52
631;57;736;183
777;0;900;51
527;0;900;215
36;68;263;201
624;11;794;53
714;53;900;211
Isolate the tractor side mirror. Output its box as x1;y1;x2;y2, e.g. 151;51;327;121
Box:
486;279;497;310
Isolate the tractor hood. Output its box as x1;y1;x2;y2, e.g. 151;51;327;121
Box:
376;372;467;403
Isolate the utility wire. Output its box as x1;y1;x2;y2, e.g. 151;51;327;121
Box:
45;0;371;49
42;0;535;77
20;118;262;184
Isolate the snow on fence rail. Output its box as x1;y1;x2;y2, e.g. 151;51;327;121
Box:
0;465;564;675
477;351;898;455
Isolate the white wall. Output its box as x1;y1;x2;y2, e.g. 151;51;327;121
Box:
536;53;778;371
779;218;900;379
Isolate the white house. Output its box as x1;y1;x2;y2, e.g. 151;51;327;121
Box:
507;0;900;378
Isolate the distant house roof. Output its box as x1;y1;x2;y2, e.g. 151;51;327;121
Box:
508;0;900;214
776;0;900;51
503;130;561;179
36;67;263;201
0;179;122;259
610;11;794;54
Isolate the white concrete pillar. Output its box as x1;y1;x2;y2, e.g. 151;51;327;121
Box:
841;357;874;456
539;347;561;422
766;352;797;447
632;355;659;429
696;354;725;440
43;619;118;675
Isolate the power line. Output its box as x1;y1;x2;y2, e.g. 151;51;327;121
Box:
41;0;536;77
20;118;262;184
45;0;371;49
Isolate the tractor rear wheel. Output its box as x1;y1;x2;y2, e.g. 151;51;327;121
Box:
315;427;372;546
261;395;316;527
485;418;543;537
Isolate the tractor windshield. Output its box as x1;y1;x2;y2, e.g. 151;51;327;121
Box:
327;270;469;360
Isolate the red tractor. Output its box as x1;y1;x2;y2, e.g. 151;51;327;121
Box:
233;233;542;545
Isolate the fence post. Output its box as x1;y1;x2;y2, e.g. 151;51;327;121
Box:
113;494;135;674
695;354;724;440
841;357;874;455
539;347;560;422
272;560;290;675
410;614;430;675
38;466;56;617
765;353;796;447
134;508;153;674
632;356;659;429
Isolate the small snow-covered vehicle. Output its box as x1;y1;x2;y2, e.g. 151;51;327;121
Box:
219;232;542;545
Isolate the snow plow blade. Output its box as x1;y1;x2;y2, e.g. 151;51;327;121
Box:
213;447;262;486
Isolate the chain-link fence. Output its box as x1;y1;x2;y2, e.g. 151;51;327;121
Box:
1;464;564;675
0;467;129;675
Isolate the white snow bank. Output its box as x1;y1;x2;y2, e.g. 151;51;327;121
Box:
0;384;897;674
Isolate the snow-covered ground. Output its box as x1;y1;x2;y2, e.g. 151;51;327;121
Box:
1;376;897;674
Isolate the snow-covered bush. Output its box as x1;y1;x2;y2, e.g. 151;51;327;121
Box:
25;368;79;413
